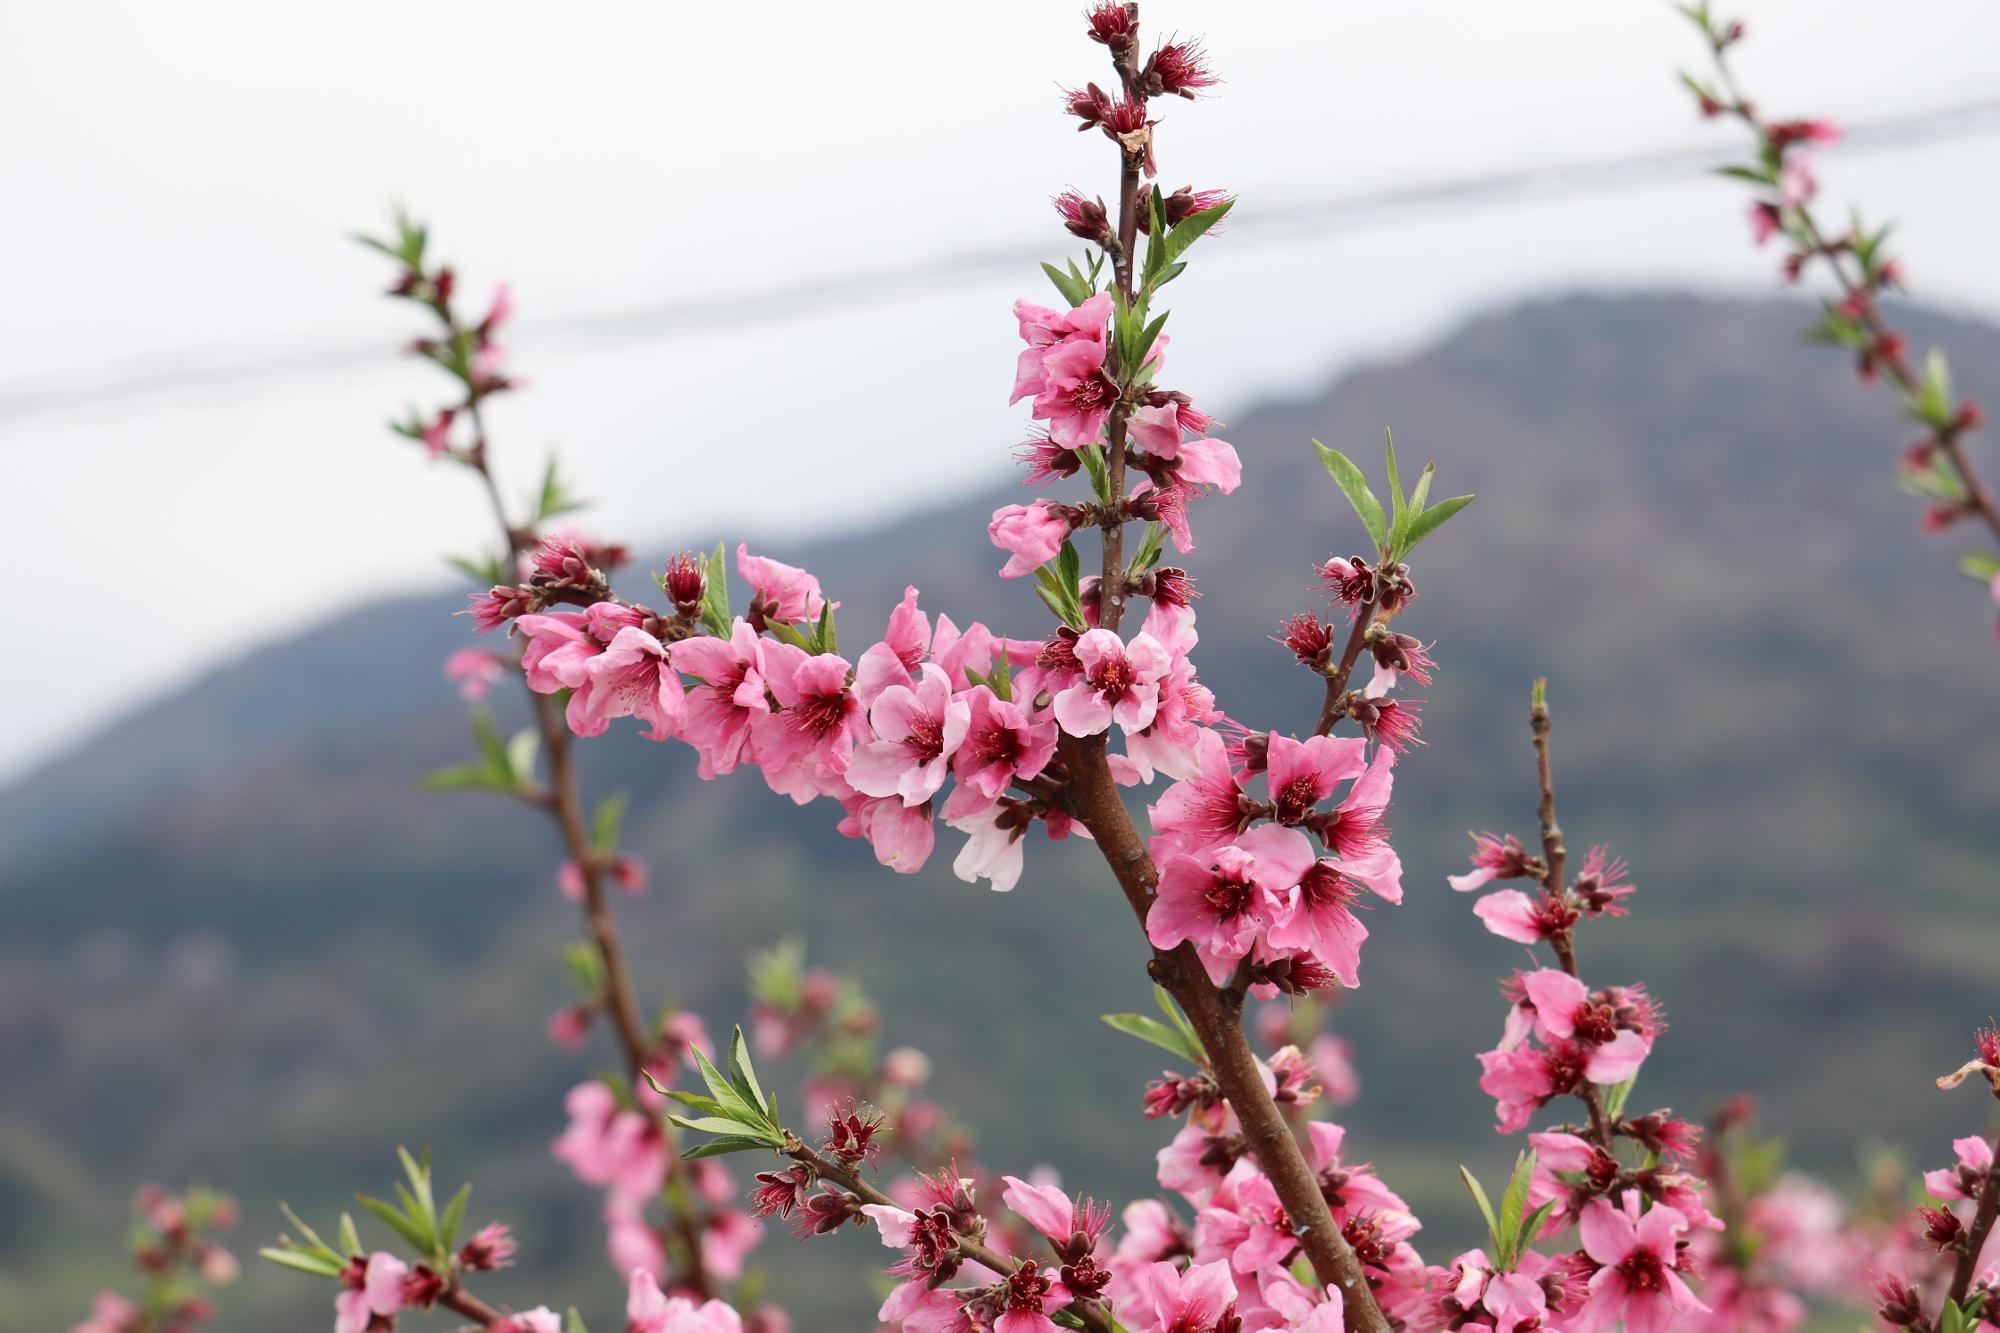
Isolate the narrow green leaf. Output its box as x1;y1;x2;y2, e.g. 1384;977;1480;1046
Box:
1384;429;1407;550
591;793;628;857
1399;494;1474;556
1161;199;1234;267
688;1045;762;1124
1600;1073;1638;1122
727;1025;773;1120
1407;460;1436;518
354;1195;429;1255
681;1134;779;1160
1042;261;1092;308
1498;1150;1535;1261
700;541;732;637
338;1212;362;1259
437;1183;470;1253
260;1247;345;1278
1959;552;2000;580
1311;442;1388;550
566;1310;590;1333
279;1204;342;1262
1101;1013;1202;1065
1458;1166;1500;1251
668;1114;766;1137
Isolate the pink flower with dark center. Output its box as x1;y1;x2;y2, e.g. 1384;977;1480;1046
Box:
1053;628;1171;737
1130;1260;1240;1333
755;648;866;801
1032;336;1119;448
1263;733;1368;826
1349;695;1422;752
1924;1135;1995;1201
1012;293;1112;404
517;611;599;693
574;626;684;740
1318;746;1402;903
465;584;532;633
989;500;1073;579
993;1258;1073;1333
1146;40;1219;98
736;544;827;623
1449;832;1538;893
1574;845;1636;915
951;685;1058;808
1016;431;1082;488
443;647;505;701
1472;889;1572;944
848;664;970;807
1053;189;1113;246
1266;859;1369;988
457;1223;517;1271
668;619;773;778
334;1252;407;1333
1002;1176;1111;1261
1518;969;1658;1074
1083;1;1135;49
1577;1197;1707;1333
1147;824;1315;985
1148;728;1254;860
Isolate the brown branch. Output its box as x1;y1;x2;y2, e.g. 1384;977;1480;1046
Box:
1313;610;1378;737
1948;1131;2000;1305
439;1284;507;1327
1059;733;1391;1333
1527;682;1614;1152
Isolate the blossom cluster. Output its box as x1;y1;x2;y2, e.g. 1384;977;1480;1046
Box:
75;1186;238;1333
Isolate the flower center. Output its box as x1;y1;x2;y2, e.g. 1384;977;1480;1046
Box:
1091;657;1132;698
1618;1248;1666;1294
1201;869;1254;918
1274;774;1320;824
789;691;849;740
905;716;945;764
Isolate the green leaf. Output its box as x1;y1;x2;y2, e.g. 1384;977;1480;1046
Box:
1142;187;1169;283
669;1114;769;1138
534;456;588;522
354;1195;430;1255
1312;441;1388;551
1498;1150;1535;1262
437;1183;470;1254
1714;163;1777;185
727;1025;774;1120
506;729;540;784
338;1212;362;1259
1127;522;1167;575
591;794;628;857
1153;985;1201;1053
1917;346;1954;427
1384;429;1407;550
1399;494;1474;556
688;1044;765;1127
1101;1013;1203;1065
700;542;733;637
397;1147;439;1250
1042;261;1093;308
1075;444;1110;503
1407;460;1436;518
1959;552;2000;581
764;619;812;650
566;1310;591;1333
1518;1200;1557;1254
815;600;838;656
1161;199;1234;268
279;1203;343;1262
1459;1166;1500;1251
420;763;511;794
260;1247;345;1279
681;1134;780;1160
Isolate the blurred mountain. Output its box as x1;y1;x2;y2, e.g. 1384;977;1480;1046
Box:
5;293;1997;1330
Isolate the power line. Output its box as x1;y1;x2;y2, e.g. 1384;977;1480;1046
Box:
8;95;2000;426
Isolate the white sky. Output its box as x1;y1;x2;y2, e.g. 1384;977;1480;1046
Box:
6;0;2000;780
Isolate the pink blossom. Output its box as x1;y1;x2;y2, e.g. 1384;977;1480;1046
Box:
946;804;1026;892
1925;1135;1995;1201
988;500;1072;579
1577;1197;1707;1333
1263;733;1367;826
1448;832;1537;893
836;792;937;874
551;1080;667;1202
701;1208;764;1283
1002;1175;1109;1254
335;1252;407;1333
1310;1035;1360;1106
573;626;684;740
1032;335;1118;448
1517;969;1655;1080
546;1003;593;1050
1473;890;1556;944
492;1310;563;1333
849;665;969;805
75;1292;141;1333
517;611;600;693
1306;1120;1410;1225
1053;628;1171;736
735;544;827;623
951;685;1058;808
854;586;932;706
1147;823;1315;985
754;647;865;801
1130;1259;1241;1332
627;1269;745;1333
1148;729;1253;860
668;619;773;778
1011;293;1112;404
420;408;455;457
443;647;505;701
1265;858;1370;988
1322;746;1402;903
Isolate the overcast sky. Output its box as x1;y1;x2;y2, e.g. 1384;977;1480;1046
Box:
6;0;2000;780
